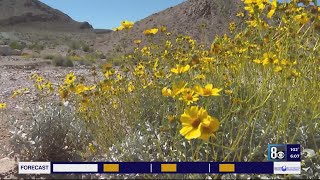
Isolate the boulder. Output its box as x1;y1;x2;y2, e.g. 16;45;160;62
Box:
0;157;16;174
0;45;12;56
11;49;22;56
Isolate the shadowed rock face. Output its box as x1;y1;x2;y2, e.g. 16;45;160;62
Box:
0;0;93;32
0;45;11;56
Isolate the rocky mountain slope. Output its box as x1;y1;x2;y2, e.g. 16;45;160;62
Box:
96;0;243;53
0;0;93;32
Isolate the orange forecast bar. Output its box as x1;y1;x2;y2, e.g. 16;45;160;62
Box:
219;164;235;173
103;164;119;172
161;164;177;172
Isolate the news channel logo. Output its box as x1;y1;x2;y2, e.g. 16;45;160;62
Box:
268;144;286;161
274;162;301;174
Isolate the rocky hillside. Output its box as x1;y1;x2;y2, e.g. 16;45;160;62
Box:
96;0;243;53
0;0;93;32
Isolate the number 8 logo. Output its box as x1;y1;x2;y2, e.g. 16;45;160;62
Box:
270;147;278;159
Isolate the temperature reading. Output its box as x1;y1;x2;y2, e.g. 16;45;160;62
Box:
287;144;301;161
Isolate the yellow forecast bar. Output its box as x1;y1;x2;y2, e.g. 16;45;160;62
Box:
103;164;119;172
161;164;177;172
219;164;235;172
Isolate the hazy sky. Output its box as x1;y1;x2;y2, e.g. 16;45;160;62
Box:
39;0;319;29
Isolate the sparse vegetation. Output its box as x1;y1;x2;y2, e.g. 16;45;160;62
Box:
43;54;55;60
82;44;91;52
70;41;81;50
28;42;44;52
52;55;74;67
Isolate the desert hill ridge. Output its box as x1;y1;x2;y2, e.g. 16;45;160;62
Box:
95;0;242;53
0;0;93;32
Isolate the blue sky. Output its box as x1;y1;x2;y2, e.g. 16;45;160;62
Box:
39;0;185;29
39;0;319;29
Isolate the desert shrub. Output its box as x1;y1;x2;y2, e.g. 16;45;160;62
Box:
9;41;25;50
52;56;74;67
66;55;94;66
28;42;44;51
9;102;91;162
43;54;55;60
78;59;93;66
82;44;92;52
64;58;74;67
78;51;105;65
67;55;82;61
70;41;81;50
6;98;97;179
108;55;125;66
52;56;64;66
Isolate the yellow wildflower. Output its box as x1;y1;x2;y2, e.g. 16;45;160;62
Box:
121;20;134;30
113;25;125;31
172;81;188;97
141;46;151;56
194;84;222;96
267;0;277;19
88;143;96;154
102;63;113;71
262;52;278;66
11;90;21;98
179;88;199;105
45;82;54;92
134;39;142;45
229;22;236;32
162;87;172;97
168;114;175;123
274;66;283;73
171;64;190;74
180;106;220;141
104;69;115;77
294;13;309;25
36;76;43;83
143;28;159;35
160;26;167;32
253;59;262;64
291;69;301;77
65;73;76;85
193;74;206;81
128;82;135;92
236;12;244;17
134;63;145;76
117;73;123;81
225;90;233;95
75;84;89;94
0;103;6;109
58;86;69;100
